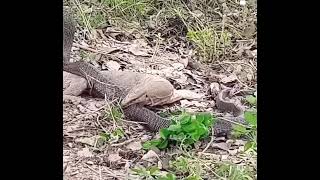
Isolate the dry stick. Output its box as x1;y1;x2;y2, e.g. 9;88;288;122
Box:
111;138;137;147
96;114;109;135
200;160;227;180
83;163;100;174
103;167;125;179
99;165;102;180
83;163;123;179
63;162;68;173
105;94;117;130
73;43;101;54
97;29;131;45
218;117;248;127
199;127;215;156
212;61;256;71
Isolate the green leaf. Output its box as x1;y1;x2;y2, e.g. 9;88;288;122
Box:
244;141;253;151
148;166;160;175
171;133;186;141
185;175;201;180
157;139;169;149
181;122;197;133
131;168;144;174
158;173;176;180
112;128;124;137
160;128;171;139
190;131;201;141
167;124;181;132
244;111;257;126
231;125;248;138
245;95;256;105
180;114;192;125
184;138;196;145
196;113;213;126
143;139;161;150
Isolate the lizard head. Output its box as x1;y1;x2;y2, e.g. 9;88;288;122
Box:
121;77;175;107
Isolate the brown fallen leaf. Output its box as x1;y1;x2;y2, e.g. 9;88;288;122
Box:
212;142;231;151
180;57;189;67
210;82;220;97
77;148;93;158
228;149;238;155
105;61;121;71
174;89;204;100
126;141;142;151
172;63;185;70
75;136;99;147
141;150;159;162
128;43;150;57
220;74;238;84
108;153;122;162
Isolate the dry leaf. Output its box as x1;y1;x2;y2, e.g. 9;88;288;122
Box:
210;82;220;96
221;154;229;160
180;100;193;107
108;153;122;162
106;61;121;71
228;149;238;155
126;141;142;151
86;161;94;165
180;57;189;67
251;49;257;57
75;136;99;146
220;74;237;83
247;73;253;81
141;150;159;162
140;135;152;141
77;148;93;158
158;161;163;169
174;89;204;100
172;63;184;70
212;142;231;151
128;44;150;57
234;65;242;73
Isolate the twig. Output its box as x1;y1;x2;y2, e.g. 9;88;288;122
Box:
217;117;248;127
107;34;131;45
105;94;117;130
111;138;137;147
199;127;215;156
83;163;100;174
74;43;119;56
73;43;101;54
63;162;68;173
212;61;256;71
99;165;102;180
96;114;109;135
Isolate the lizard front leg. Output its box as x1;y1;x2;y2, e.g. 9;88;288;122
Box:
63;71;88;103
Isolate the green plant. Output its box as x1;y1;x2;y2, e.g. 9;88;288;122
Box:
232;110;257;152
186;26;232;62
131;166;176;180
215;163;254;180
143;112;216;150
187;27;217;62
101;0;153;22
170;156;203;180
245;95;256;106
99;127;125;143
104;105;123;122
